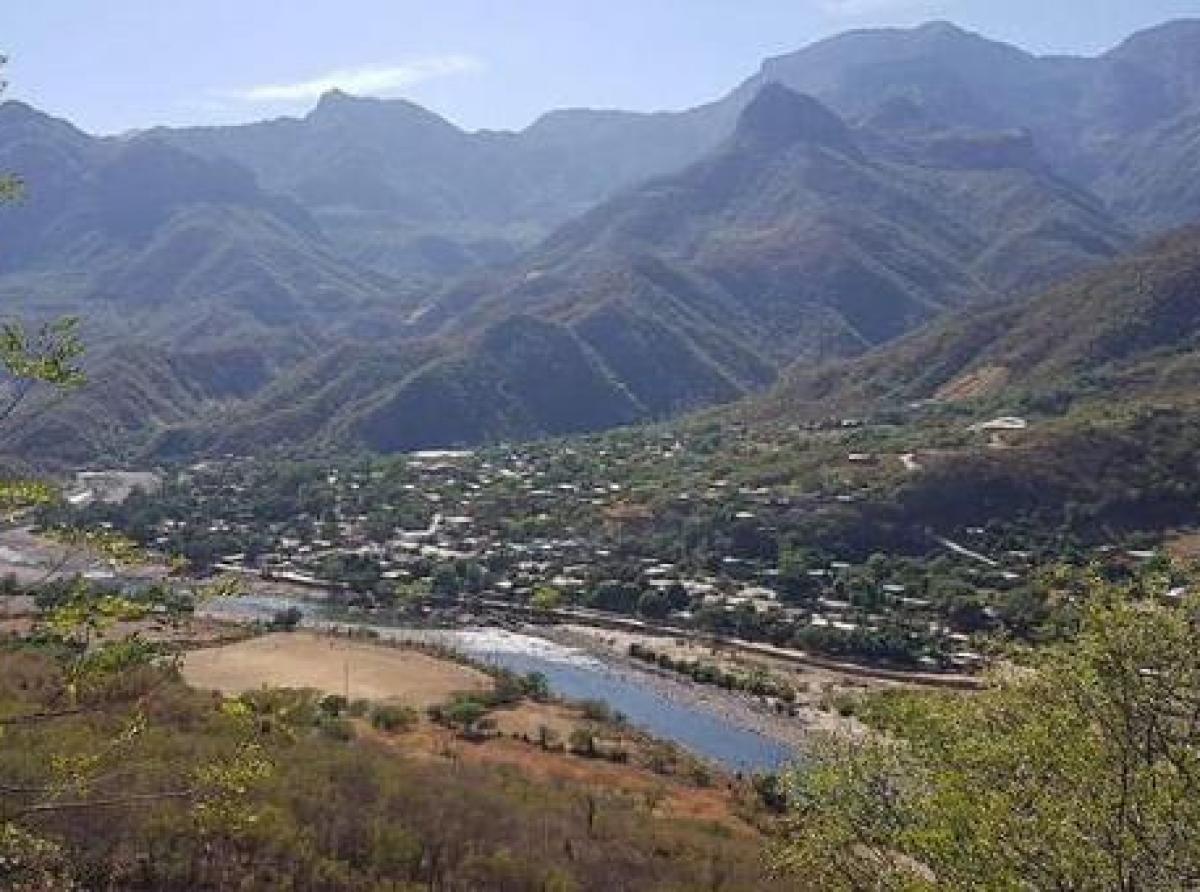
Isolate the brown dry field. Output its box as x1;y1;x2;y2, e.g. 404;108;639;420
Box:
185;634;757;832
934;364;1010;402
489;699;580;740
1166;530;1200;563
182;631;490;707
0;616;33;638
375;716;758;835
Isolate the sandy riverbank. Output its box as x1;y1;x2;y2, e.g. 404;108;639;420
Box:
0;526;169;585
540;624;875;737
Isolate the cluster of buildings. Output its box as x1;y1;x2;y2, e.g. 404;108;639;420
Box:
126;432;1068;672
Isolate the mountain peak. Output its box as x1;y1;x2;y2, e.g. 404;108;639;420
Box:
1108;18;1200;56
305;89;462;136
310;88;385;118
734;83;858;155
0;99;92;147
914;20;969;39
316;88;353;107
1106;19;1200;87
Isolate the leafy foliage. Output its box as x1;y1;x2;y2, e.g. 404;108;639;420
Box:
776;578;1200;888
0;317;85;392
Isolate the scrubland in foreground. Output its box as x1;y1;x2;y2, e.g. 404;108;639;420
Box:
0;639;785;890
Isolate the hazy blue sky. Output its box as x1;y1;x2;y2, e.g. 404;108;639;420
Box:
4;0;1199;134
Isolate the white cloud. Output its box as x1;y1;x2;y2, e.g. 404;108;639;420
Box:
231;55;483;103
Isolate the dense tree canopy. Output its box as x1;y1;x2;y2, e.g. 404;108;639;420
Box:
776;573;1200;889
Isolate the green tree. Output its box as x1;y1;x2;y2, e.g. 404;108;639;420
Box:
530;584;563;610
0;61;262;881
430;563;461;598
637;589;669;618
775;572;1200;889
568;728;598;758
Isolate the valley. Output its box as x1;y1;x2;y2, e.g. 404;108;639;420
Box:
4;9;1200;887
47;389;1193;676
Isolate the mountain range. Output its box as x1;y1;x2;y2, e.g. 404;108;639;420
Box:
1;19;1199;463
150;19;1200;276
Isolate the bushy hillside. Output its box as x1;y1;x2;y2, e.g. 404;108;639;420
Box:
757;226;1200;418
314;84;1123;453
0;80;1136;462
0;647;781;890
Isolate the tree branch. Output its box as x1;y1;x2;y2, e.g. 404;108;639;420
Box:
14;789;196;818
0;707;94;727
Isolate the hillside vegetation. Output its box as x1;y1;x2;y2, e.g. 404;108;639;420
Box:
0;645;781;890
760;225;1200;418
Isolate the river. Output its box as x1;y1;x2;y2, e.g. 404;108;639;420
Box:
209;594;799;773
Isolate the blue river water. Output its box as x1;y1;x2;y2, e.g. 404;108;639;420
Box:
211;594;797;773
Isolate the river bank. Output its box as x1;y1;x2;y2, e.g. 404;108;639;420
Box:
383;623;823;756
203;596;808;771
537;623;868;738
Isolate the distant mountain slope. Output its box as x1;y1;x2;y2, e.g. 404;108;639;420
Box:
524;85;1126;335
729;19;1200;229
155;91;733;277
148;20;1200;279
8;19;1196;293
0;102;413;348
178;84;1124;458
14;83;1129;463
0;102;426;464
416;86;1123;368
0;340;284;464
754;225;1200;419
1098;105;1200;232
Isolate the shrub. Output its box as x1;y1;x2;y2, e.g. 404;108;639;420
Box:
579;699;613;723
320;694;349;716
268;606;302;631
568;728;598;758
319;715;354;741
536;725;561;750
370;703;418;734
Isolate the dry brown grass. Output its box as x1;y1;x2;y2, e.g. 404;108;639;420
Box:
182;631;490;707
386;718;758;835
181;631;759;836
935;364;1010;402
1165;530;1200;564
490;700;580;739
